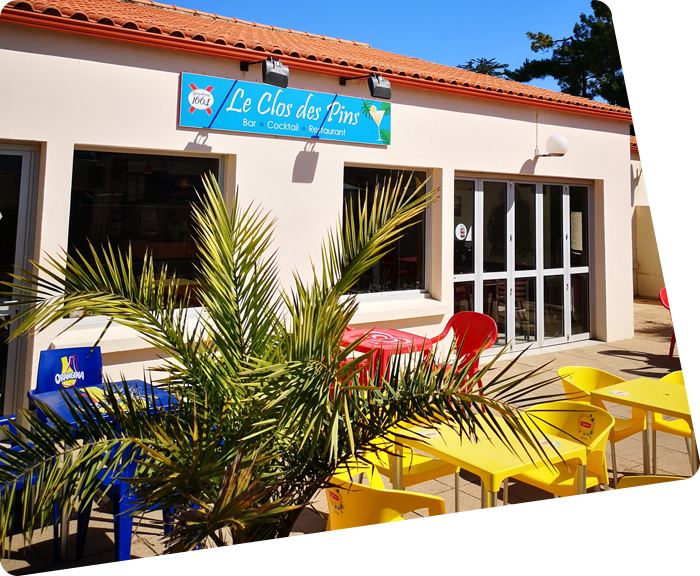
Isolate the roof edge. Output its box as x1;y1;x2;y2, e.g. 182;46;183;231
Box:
1;7;633;123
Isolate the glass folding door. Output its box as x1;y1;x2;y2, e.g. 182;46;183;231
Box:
454;177;591;353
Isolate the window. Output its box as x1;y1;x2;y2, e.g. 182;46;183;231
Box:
343;167;427;294
69;151;220;305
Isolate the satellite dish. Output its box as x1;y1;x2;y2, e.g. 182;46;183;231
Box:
644;144;673;178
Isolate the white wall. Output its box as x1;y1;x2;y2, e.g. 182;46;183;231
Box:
630;152;670;206
0;24;633;403
630;152;672;295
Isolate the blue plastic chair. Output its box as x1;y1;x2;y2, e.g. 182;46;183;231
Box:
33;346;103;395
28;349;173;561
76;450;173;576
0;414;61;561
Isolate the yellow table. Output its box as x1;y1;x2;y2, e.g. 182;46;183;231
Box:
590;377;696;475
394;422;588;508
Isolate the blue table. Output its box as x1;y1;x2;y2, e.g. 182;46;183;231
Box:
27;379;176;560
28;379;176;427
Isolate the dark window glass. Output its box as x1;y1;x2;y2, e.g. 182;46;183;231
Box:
454;180;475;275
514;277;536;342
683;210;700;262
571;273;590;335
0;154;23;409
343;167;426;293
483;278;507;346
0;155;22;290
483;181;507;273
69;151;219;305
570;186;589;267
453;281;474;315
544;275;564;339
543;185;563;269
514;183;536;271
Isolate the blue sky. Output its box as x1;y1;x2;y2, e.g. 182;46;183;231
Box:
179;0;601;94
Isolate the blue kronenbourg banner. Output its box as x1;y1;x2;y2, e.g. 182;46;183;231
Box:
178;73;391;146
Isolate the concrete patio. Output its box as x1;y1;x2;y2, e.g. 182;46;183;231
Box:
1;298;689;574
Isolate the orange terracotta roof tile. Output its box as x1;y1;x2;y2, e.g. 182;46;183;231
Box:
2;0;632;121
630;136;681;156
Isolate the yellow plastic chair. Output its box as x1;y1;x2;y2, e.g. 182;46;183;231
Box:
507;401;615;499
562;476;700;576
323;464;450;576
363;437;459;489
652;371;694;474
558;366;647;487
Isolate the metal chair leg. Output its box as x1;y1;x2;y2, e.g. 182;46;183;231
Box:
554;494;564;530
479;480;487;545
455;470;462;546
503;478;508;548
652;429;657;475
610;443;618;488
669;329;676;359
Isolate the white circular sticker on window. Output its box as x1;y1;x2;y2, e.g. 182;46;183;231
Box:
455;223;467;241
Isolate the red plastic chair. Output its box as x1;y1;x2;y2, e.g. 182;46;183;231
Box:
685;300;700;370
659;286;692;358
427;312;499;390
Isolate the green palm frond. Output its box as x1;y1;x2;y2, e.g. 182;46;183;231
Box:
0;171;572;557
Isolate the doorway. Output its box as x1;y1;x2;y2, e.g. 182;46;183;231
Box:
453;177;591;353
1;147;37;414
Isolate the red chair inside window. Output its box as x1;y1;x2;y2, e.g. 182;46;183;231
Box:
685;300;700;370
659;286;692;358
427;312;498;391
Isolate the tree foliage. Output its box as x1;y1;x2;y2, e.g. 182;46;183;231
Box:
457;58;510;77
508;0;700;154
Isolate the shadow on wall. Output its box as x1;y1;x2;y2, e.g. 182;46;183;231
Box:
519;158;536;175
292;143;319;183
184;132;212;152
631;162;643;207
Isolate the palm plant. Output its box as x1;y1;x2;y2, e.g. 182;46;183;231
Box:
1;173;563;556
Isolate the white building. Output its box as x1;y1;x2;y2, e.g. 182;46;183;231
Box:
0;0;634;414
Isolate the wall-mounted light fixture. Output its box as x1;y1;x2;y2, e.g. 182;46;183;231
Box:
240;57;289;89
339;73;391;100
535;134;569;158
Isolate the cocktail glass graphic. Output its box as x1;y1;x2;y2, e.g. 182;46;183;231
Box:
369;105;385;141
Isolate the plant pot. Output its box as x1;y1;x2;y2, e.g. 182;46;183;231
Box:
153;544;366;576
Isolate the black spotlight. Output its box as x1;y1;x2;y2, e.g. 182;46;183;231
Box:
367;73;391;100
240;57;289;89
262;58;289;89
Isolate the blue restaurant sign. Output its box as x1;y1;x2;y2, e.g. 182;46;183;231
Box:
179;73;391;146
